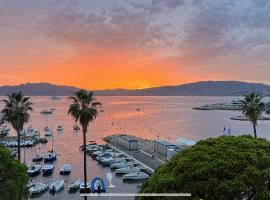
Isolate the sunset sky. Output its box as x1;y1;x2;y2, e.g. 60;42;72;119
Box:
0;0;270;89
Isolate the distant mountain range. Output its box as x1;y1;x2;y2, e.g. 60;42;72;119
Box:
0;81;270;96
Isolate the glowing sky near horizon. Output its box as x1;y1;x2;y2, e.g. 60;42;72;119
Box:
1;0;270;89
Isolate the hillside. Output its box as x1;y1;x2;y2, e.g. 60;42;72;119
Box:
0;81;270;96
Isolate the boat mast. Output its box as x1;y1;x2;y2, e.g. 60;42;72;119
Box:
51;132;54;152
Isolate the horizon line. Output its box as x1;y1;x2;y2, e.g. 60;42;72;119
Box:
0;80;268;91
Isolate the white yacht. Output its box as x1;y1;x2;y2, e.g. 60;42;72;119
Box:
111;161;134;169
115;166;140;174
101;157;126;165
60;164;71;175
29;182;49;195
27;165;42;177
122;171;150;180
49;180;64;193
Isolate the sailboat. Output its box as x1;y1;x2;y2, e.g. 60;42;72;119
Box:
33;131;43;162
44;133;56;162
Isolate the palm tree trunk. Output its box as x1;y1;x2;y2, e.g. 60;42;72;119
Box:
253;124;257;138
83;129;87;200
17;131;21;162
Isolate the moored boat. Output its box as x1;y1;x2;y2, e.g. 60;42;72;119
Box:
60;164;71;175
42;164;54;176
122;171;149;180
27;165;42;177
49;180;64;193
115;166;140;174
29;182;49;196
32;154;43;162
68;180;80;192
40;109;53;114
43;152;57;162
79;181;91;193
73;124;80;131
56;125;63;131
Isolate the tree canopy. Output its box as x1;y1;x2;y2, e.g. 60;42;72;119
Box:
0;145;29;200
138;136;270;200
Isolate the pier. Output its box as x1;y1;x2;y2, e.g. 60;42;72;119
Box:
104;135;164;174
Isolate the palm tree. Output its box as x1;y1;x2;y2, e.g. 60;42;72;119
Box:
68;89;101;197
1;92;33;161
240;92;265;138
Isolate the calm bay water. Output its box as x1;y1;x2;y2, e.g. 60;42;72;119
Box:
2;96;270;200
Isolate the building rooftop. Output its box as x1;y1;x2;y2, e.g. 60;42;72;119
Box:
120;135;138;142
157;140;175;146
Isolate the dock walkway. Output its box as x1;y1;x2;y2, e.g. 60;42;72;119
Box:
108;142;163;173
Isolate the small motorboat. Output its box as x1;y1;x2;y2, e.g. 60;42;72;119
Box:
91;151;103;158
25;140;34;147
68;180;80;192
40;109;53;115
122;171;149;180
44;127;52;136
32;154;43;162
79;181;91;193
33;129;40;136
42;164;54;176
27;165;42;177
43;152;57;162
101;157;126;166
56;125;63;132
29;182;49;196
26;126;34;133
111;161;134;169
96;153;112;162
0;126;10;135
115;166;140;174
27;179;35;188
91;177;106;193
73;124;80;131
49;180;64;193
60;164;71;175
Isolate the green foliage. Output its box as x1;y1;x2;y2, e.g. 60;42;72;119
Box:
240;92;265;138
1;92;33;131
138;136;270;200
1;92;33;161
0;145;29;200
68;89;101;132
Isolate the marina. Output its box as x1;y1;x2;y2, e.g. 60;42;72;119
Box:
2;96;270;199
